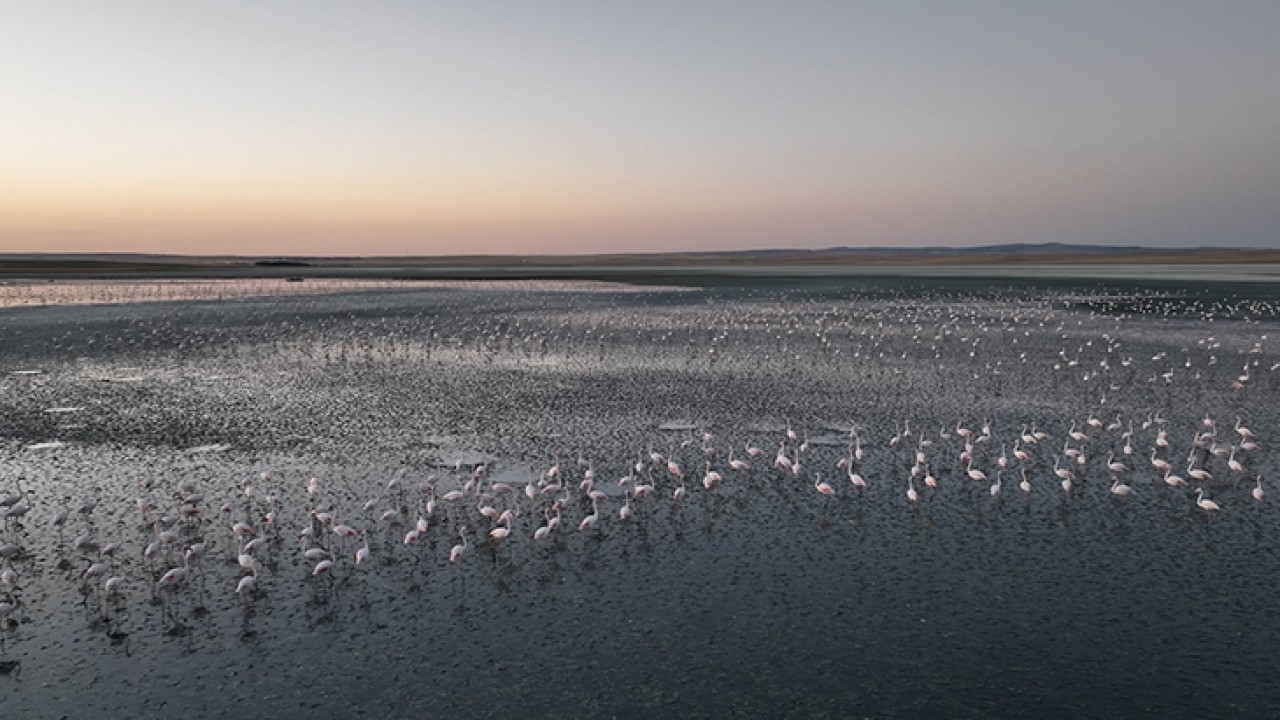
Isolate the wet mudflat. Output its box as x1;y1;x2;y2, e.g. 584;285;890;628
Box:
1;278;1279;719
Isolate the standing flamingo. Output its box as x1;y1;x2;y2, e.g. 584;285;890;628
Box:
1195;489;1220;512
450;527;470;562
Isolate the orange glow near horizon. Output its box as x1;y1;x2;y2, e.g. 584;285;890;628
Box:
1;135;1112;255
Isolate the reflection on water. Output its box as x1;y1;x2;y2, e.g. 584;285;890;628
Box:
0;278;675;309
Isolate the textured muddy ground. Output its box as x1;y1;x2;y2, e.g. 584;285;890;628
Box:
0;279;1278;719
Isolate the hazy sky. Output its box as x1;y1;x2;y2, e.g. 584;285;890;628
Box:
3;2;1279;255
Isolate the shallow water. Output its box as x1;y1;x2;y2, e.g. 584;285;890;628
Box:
0;278;1278;718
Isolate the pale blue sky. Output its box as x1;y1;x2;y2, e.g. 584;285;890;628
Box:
2;1;1278;254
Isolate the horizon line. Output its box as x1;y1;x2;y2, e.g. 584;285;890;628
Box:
3;242;1278;262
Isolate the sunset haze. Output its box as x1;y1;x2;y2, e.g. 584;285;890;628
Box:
4;2;1279;255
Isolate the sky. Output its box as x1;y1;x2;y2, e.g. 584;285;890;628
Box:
2;1;1279;256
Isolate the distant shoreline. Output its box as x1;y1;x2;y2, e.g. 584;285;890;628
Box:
3;248;1280;284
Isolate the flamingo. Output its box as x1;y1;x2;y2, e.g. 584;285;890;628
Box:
2;497;32;529
1106;453;1129;475
1019;425;1036;445
1186;461;1212;482
814;473;835;497
1150;448;1171;475
83;562;109;582
156;555;191;592
0;477;23;509
1195;489;1220;512
965;457;987;483
490;515;513;538
666;456;683;479
1235;417;1254;439
774;444;793;472
1227;446;1243;474
237;553;262;577
579;499;601;531
533;509;555;541
703;463;723;490
1068;421;1086;442
1054;455;1074;493
0;568;18;594
303;547;331;561
103;576;125;599
449;528;470;562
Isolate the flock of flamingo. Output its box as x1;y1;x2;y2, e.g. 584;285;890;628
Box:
0;406;1268;633
0;282;1276;647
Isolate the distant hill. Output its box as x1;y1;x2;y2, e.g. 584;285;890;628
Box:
697;243;1226;259
1;244;1277;278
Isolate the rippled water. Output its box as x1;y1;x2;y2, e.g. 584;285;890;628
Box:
1;279;1278;718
